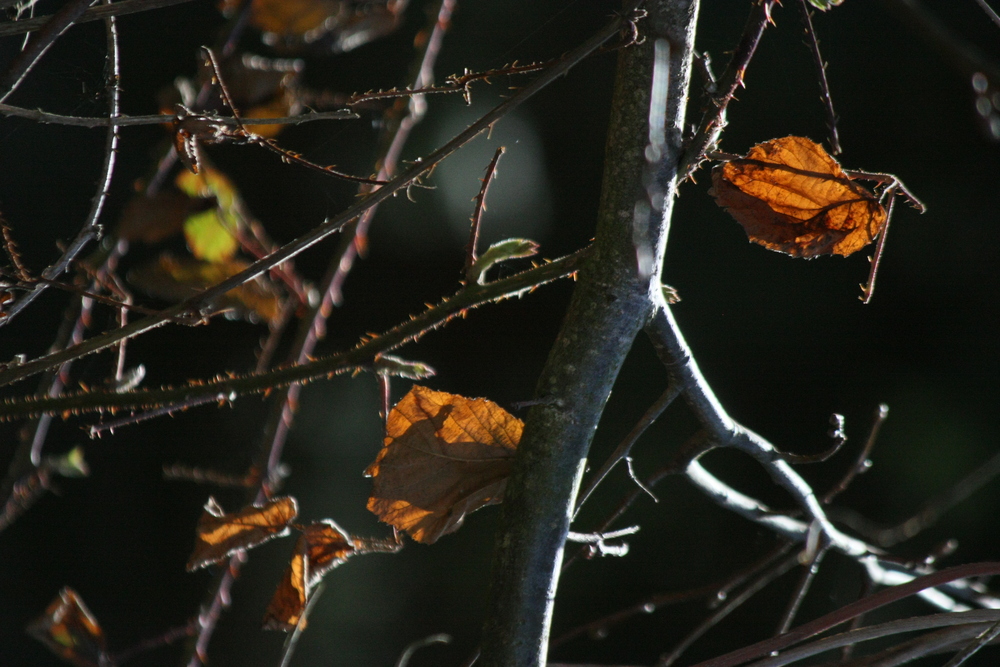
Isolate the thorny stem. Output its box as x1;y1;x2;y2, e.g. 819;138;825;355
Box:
464;146;505;275
0;104;358;128
0;249;587;421
329;0;459;305
0;8;640;389
797;0;841;154
678;0;777;180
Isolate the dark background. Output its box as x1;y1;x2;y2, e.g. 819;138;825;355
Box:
1;0;1000;665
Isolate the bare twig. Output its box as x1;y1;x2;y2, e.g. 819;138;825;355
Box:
0;104;357;127
774;541;830;637
0;0;197;38
0;0;94;103
778;413;847;464
824;403;889;503
2;7;122;325
573;383;680;517
551;543;794;650
686;563;1000;667
797;0;841;154
657;552;801;666
972;0;1000;29
330;0;459;306
394;633;452;667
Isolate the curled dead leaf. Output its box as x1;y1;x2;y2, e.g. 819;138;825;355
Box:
365;385;521;544
26;587;107;667
263;519;399;631
709;136;886;258
186;496;298;571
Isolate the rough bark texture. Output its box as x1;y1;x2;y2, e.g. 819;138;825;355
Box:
478;2;700;665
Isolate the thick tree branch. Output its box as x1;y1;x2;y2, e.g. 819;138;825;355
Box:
479;1;700;664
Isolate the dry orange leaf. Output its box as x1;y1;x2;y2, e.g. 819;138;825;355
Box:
263;519;398;631
709;136;887;258
366;385;521;544
186;496;298;571
26;587;107;667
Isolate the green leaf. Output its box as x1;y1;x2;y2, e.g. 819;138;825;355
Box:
184;210;239;263
806;0;844;10
45;447;90;478
467;238;539;285
176;166;241;262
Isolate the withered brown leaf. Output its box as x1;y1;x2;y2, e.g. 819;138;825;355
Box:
709;136;887;258
263;519;398;631
186;496;298;571
366;385;521;544
26;587;107;667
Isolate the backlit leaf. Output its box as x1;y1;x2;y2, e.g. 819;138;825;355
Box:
26;587;107;667
176;167;240;262
186;496;298;571
365;385;520;544
709;136;886;258
129;254;282;326
263;519;400;631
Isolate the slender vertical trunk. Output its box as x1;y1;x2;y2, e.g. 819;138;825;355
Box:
479;2;701;665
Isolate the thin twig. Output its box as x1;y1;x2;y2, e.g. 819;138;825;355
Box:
797;0;841;154
824;403;889;503
778;413;847;464
0;104;358;127
940;618;1000;667
464;146;505;275
330;0;459;306
972;0;1000;29
686;563;1000;667
573;383;680;517
0;0;93;103
87;392;229;437
109;621;198;665
201;47;388;186
0;0;197;38
551;543;793;650
774;541;830;637
657;552;801;667
394;633;452;667
679;0;778;179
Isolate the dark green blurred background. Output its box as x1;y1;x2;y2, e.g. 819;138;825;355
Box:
1;0;999;665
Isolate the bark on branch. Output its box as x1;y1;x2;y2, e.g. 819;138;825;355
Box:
479;2;700;664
